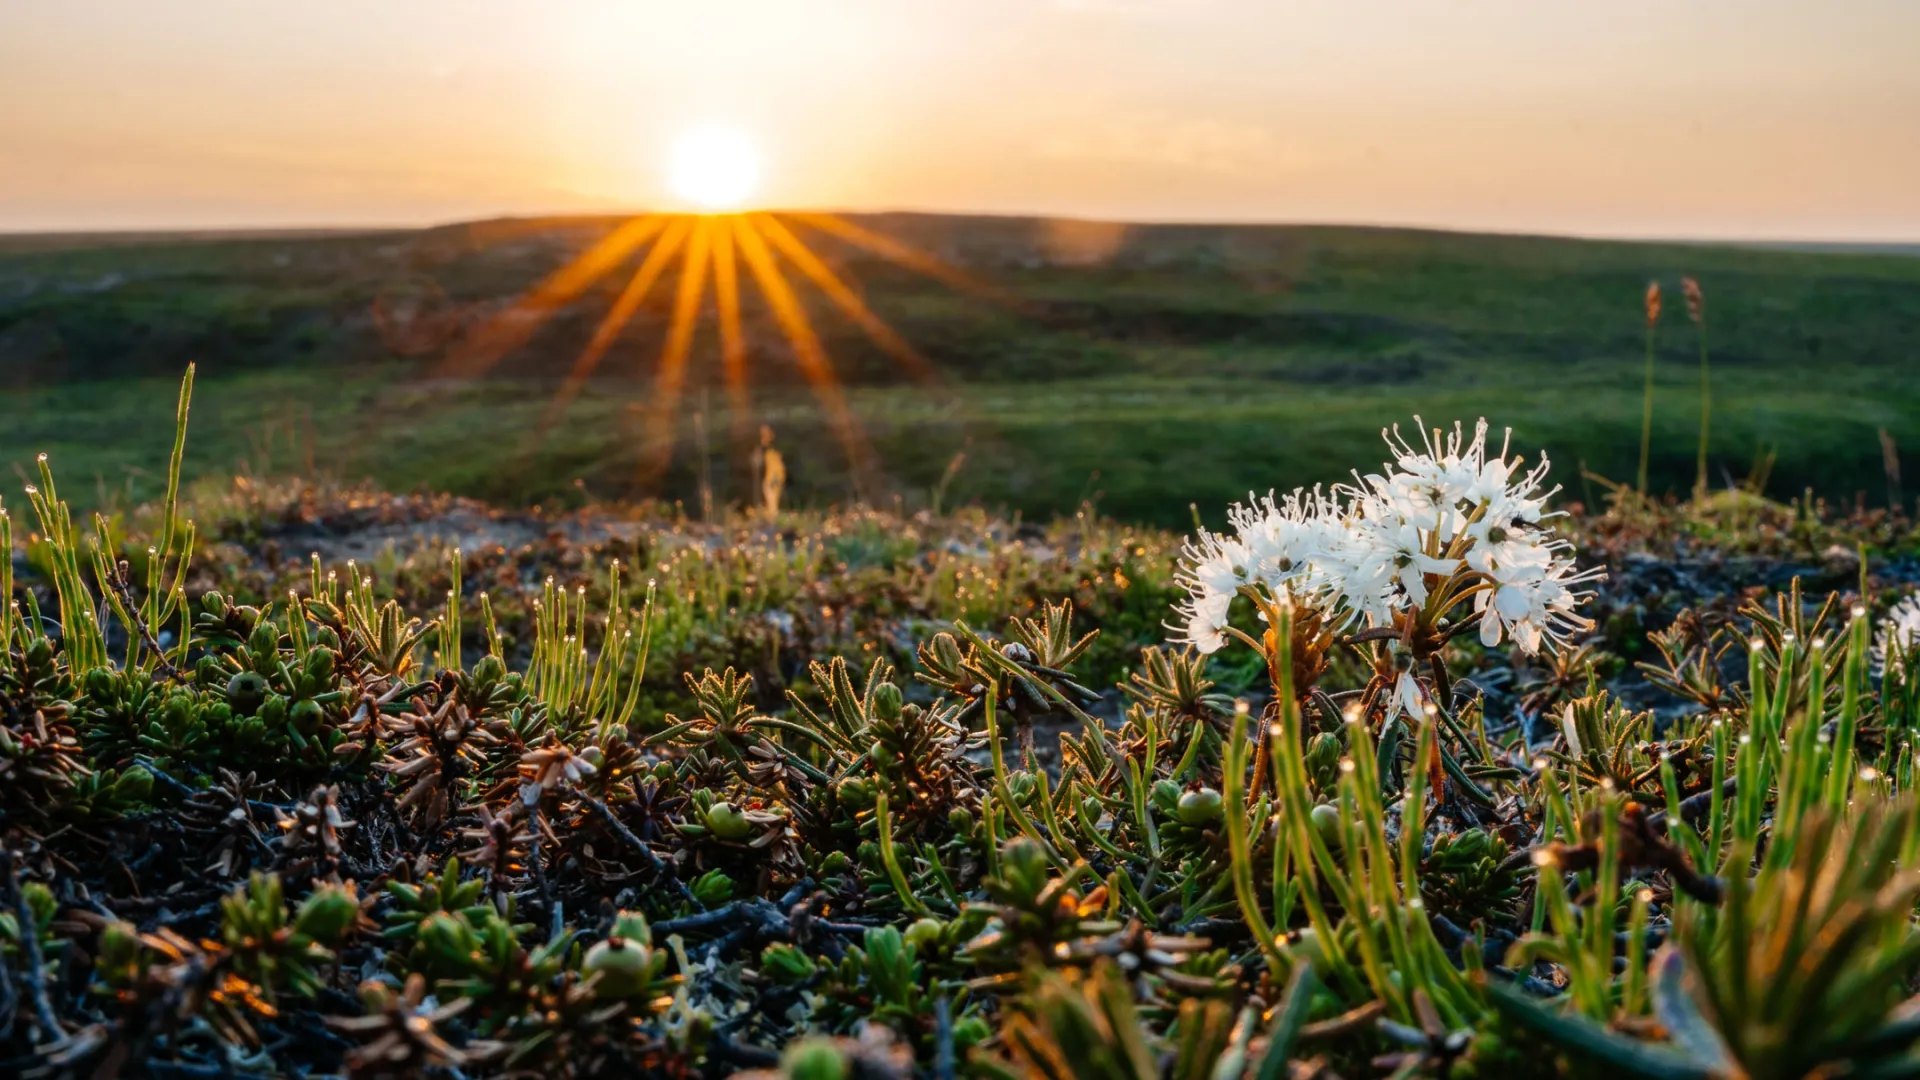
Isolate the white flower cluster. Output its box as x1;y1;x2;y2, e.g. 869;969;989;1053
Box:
1877;594;1920;674
1174;418;1601;656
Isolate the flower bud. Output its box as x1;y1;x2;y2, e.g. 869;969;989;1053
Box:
836;777;875;810
112;766;153;804
249;620;280;659
472;654;505;687
759;942;817;984
947;807;975;836
84;667;118;701
305;647;336;685
869;682;904;720
293;885;360;945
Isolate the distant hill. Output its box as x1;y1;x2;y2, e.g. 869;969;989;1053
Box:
1;213;1916;523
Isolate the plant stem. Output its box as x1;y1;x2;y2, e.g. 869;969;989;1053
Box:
1638;317;1656;496
1694;317;1711;500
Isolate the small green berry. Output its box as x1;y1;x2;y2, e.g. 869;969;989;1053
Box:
1176;787;1224;825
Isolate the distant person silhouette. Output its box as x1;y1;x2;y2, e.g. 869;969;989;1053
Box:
754;425;785;516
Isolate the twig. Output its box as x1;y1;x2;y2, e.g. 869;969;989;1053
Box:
526;802;553;925
574;789;695;907
655;901;758;937
1297;999;1387;1040
1645;776;1736;832
108;561;184;682
709;1032;780;1068
934;996;956;1080
1;849;62;1043
135;757;289;816
146;1063;276;1080
0;934;16;1041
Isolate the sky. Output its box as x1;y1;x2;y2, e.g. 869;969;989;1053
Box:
3;0;1918;240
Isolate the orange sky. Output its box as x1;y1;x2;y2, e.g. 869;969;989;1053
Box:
3;1;1918;239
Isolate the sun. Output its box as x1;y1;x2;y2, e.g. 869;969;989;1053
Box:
668;126;761;211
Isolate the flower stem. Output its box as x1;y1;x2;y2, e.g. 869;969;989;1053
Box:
1694;317;1711;501
1637;317;1656;496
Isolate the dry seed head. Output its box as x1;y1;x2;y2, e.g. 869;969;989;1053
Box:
1682;276;1703;322
1644;280;1661;326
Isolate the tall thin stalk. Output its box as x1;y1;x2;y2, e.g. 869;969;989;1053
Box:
1685;276;1710;500
1637;281;1660;495
0;498;11;671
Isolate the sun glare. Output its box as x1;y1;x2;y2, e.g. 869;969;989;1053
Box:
668;127;761;211
437;161;1016;496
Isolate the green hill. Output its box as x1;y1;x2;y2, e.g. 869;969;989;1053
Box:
2;214;1916;524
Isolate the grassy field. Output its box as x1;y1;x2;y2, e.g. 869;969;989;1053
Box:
3;214;1916;525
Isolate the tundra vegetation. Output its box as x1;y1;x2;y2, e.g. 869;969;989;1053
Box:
3;366;1920;1080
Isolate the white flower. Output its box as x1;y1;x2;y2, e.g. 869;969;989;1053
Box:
1227;487;1344;601
1386;666;1427;723
1171;528;1251;654
1877;595;1920;674
1470;535;1599;653
1560;702;1584;756
1174;589;1233;654
1169;414;1599;659
1372;518;1459;607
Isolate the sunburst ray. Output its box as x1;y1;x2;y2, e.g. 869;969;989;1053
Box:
638;217;714;484
541;216;691;429
752;213;936;381
729;215;876;492
786;212;1024;311
443;201;1013;501
438;214;666;380
710;216;753;472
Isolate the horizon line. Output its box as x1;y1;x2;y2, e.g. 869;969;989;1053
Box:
3;209;1919;253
